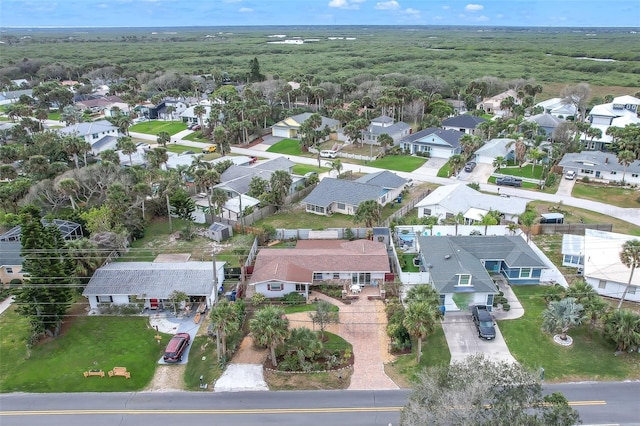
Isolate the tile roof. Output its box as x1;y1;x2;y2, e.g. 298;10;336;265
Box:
83;262;224;299
249;239;390;285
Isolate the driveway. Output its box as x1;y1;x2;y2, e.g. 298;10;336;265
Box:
441;312;516;364
556;175;576;196
416;157;448;177
150;311;203;365
458;163;494;183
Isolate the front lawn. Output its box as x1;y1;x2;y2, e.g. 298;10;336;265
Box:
129;120;187;136
283;302;340;314
183;132;209;142
499;285;640;382
254;209;357;229
292;164;330;176
498;165;544;180
165;144;202;154
0;308;167;392
368;155;427;172
183;336;223;391
267;138;305;156
48;111;61;121
384;325;450;387
572;182;640;208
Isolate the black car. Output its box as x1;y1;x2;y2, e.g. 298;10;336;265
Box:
472;305;496;340
495;176;522;187
464;161;477;172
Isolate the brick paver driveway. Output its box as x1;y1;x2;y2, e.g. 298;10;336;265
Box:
287;288;399;390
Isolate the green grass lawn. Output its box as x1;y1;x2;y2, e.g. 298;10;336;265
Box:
183;335;223;391
368;155;427;172
267;138;305;156
292;164;330;176
183;132;209;142
437;162;452;178
400;254;420;272
499;285;640;382
129;120;187;136
283;302;340;314
572;182;640;208
385;325;450;385
487;176;539;189
254;210;357;229
0;308;168;392
48;112;61;121
165;144;201;154
499;165;544;180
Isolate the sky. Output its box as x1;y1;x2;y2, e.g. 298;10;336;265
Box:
1;0;639;28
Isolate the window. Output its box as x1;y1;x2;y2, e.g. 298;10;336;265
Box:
580;169;594;175
337;203;345;210
267;282;283;291
295;284;306;292
458;274;471;286
520;268;532;278
598;280;607;289
333;273;340;279
610;171;617;175
98;295;113;303
92;133;99;139
632;174;639;178
5;267;13;274
423;208;432;216
628;286;637;295
313;272;323;280
445;213;454;219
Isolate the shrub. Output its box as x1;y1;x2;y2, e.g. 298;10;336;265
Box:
582;176;590;183
283;292;305;305
502;303;511;311
251;293;267;306
467;182;480;191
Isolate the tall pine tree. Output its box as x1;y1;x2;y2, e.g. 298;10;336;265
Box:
14;206;74;338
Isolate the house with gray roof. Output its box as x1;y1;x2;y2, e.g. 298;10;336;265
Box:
525;113;565;137
362;115;411;145
0;89;34;106
415;235;546;311
83;261;225;312
0;241;24;285
399;127;464;159
271;113;339;139
214;157;301;196
535;98;577;118
302;171;407;216
415;184;526;224
441;114;487;135
474;138;515;165
57;119;120;155
558;150;640;185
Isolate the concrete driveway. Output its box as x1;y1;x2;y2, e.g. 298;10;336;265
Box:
458;163;494;183
416;157;448;177
151;311;203;365
556;175;576;196
441;311;516;364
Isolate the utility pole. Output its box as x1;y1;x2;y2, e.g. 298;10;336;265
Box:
212;248;221;362
166;194;173;233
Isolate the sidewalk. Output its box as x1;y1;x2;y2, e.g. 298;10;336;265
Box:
0;296;14;316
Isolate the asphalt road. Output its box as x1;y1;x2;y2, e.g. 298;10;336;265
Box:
2;382;639;425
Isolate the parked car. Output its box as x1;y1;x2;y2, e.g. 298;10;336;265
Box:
163;332;190;363
202;145;217;153
471;305;496;340
464;161;477;172
181;150;195;155
564;170;576;180
187;123;197;130
320;150;337;158
249;156;258;164
136;142;151;151
495;176;522;187
192;125;201;131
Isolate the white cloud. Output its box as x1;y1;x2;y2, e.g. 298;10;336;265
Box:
375;0;400;10
97;3;108;7
328;0;364;9
403;8;420;17
239;7;253;12
441;5;450;10
465;4;484;11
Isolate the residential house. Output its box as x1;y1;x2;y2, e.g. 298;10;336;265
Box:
441;114;487;135
478;89;520;116
193;193;260;224
414;184;526;225
57;120;120;155
214;157;300;197
156;99;188;120
302;171;407;216
525;113;565;138
445;99;468;116
561;230;640;303
271;112;339;139
583;95;640;150
399;127;464;159
415;235;546;311
83;261;226;311
0;219;83;285
0;89;34;106
248;239;390;299
474;138;515;165
361;115;411;145
180;105;211;126
558;150;640;185
535;98;577;118
75;95;129;117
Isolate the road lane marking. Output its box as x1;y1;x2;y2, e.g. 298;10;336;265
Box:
0;401;606;416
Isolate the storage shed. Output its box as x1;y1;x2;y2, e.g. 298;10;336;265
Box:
208;222;233;242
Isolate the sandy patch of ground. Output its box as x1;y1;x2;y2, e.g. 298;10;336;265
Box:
144;365;186;392
231;335;268;364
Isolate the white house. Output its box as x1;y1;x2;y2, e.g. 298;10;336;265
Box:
399;127;463;159
57;120;120;155
414;184;526;225
583;95;640;150
474;138;515;165
535;98;577;118
558;150;640;185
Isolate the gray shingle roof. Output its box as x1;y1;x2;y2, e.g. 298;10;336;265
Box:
442;114;487;129
366;121;411;136
254;157;295;172
302;178;383;208
400;127;463;148
57;120;118;137
558;150;640;174
0;241;23;267
355;170;407;188
371;115;394;124
83;262;222;299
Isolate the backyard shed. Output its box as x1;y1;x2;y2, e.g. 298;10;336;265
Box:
208;222;233;242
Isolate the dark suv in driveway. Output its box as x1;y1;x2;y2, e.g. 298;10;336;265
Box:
464;161;477;172
163;332;190;363
472;305;496;340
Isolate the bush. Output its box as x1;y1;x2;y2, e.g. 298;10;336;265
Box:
251;293;267;306
502;303;511;311
283;292;305;305
467;183;480;190
582;176;590;183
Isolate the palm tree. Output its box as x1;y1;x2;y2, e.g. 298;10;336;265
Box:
403;301;440;363
269;170;292;208
449;154;464;176
56;177;80;210
541;297;585;341
286;327;323;367
157;131;171;147
193;105;206;126
617;150;635;184
519;209;537;242
604;309;640;352
377;133;394;153
249;305;289;367
209;299;240;361
353;200;382;228
99;149;120;165
618;239;640;310
326;159;343;178
492;156;506;171
116;136;137;166
210;188;228;222
166;105;176;120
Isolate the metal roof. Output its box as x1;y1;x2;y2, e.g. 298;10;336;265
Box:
0;219;83;242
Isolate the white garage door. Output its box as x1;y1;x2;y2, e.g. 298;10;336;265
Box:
272;127;290;138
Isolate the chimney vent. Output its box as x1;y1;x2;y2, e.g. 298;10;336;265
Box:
444;254;451;260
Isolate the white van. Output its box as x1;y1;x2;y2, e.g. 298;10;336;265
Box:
320;150;337;158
